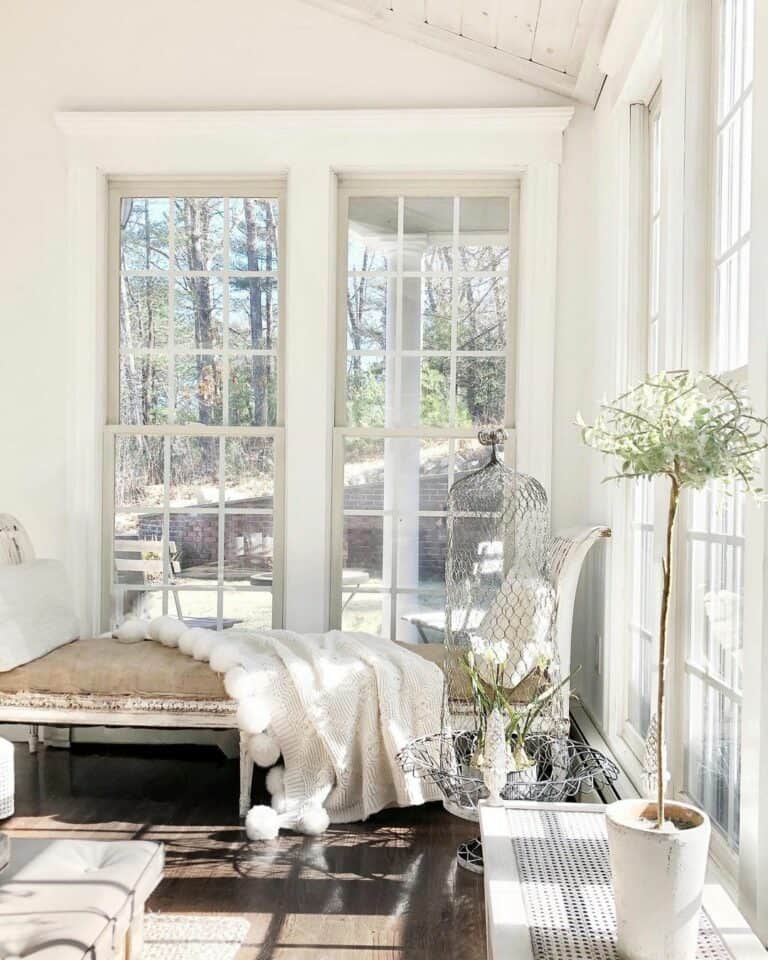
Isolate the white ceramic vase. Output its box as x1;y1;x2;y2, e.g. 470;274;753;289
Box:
605;798;710;960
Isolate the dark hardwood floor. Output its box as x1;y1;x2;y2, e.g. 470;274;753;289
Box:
7;741;486;959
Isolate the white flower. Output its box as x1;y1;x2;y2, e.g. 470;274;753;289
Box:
470;634;509;666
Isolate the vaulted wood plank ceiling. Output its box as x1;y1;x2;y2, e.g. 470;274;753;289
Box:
301;0;617;105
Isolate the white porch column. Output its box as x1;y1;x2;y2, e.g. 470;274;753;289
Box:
515;160;560;498
282;162;336;632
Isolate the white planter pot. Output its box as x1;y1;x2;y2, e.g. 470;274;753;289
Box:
605;798;711;960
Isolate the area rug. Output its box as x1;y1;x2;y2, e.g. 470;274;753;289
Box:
143;914;250;960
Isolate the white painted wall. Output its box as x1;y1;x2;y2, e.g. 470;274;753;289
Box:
0;0;586;563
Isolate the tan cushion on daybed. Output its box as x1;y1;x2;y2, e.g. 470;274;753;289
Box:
0;636;228;701
396;641;545;704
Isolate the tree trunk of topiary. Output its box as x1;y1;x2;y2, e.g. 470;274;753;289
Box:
656;475;680;829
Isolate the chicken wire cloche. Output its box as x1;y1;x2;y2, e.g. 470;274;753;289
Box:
398;428;618;872
441;426;560;740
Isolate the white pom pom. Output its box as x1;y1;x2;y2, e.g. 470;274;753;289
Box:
158;618;186;647
298;804;330;836
149;616;177;642
178;627;209;656
224;666;261;700
265;764;284;797
270;788;289;815
237;698;271;735
209;640;242;674
192;630;219;662
115;619;148;643
249;732;280;768
245;805;280;841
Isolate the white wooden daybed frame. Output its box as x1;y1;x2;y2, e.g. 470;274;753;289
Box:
0;692;255;817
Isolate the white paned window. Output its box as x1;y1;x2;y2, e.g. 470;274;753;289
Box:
106;183;285;631
625;88;663;749
647;89;663;376
333;184;518;642
713;0;753;373
681;0;753;850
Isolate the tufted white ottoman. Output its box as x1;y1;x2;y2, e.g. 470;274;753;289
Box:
0;837;164;959
0;737;13;819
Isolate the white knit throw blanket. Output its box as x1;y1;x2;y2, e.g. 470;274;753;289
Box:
138;621;443;837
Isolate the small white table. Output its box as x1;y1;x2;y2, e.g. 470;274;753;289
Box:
479;800;765;960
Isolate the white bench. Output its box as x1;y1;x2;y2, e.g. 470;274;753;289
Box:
0;837;163;960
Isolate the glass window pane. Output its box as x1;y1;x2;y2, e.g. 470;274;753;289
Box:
174;355;223;425
120;355;168;425
229;198;279;271
229;278;278;350
343;516;385;587
120;197;169;271
686;673;741;847
120;277;169;349
459;196;509;272
113;512;167;586
115;435;164;507
341;592;385;635
173;589;221;630
224;590;272;631
455;357;505;426
346;356;388;427
174;276;223;348
457;276;507;350
169;436;219;507
174;198;224;271
403;197;453;272
401;357;450;427
229;357;277;426
114;587;165;623
402;277;452;351
397;590;446;644
170;513;219;585
225;437;274;507
344;437;385;510
224;515;273;584
397;515;447;590
348;198;397;272
419;439;449;511
347;276;391;350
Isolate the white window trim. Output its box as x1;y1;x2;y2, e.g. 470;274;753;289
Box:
55;107;573;636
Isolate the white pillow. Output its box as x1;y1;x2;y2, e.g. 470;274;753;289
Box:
0;560;80;671
477;571;556;688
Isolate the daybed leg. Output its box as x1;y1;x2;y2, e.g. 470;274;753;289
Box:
126;903;145;960
28;725;40;754
239;731;254;818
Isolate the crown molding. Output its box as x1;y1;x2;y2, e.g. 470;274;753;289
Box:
55;106;575;139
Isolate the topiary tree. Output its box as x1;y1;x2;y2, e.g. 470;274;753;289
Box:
578;371;768;828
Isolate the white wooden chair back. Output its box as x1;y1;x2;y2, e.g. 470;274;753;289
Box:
114;538;183;619
113;539;179;580
0;514;35;566
547;525;611;702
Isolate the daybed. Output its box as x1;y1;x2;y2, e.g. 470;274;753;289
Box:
0;515;608;817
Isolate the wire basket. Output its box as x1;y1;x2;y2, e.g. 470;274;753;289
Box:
398;731;619;823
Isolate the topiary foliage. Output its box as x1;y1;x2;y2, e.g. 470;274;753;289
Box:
577;370;768;494
579;370;768;829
